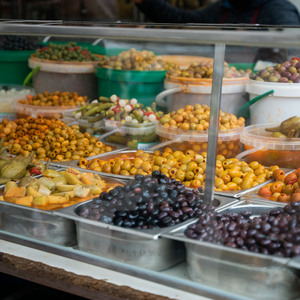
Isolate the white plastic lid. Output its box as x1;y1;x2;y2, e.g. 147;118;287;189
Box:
156;123;242;142
246;79;300;97
240;123;300;150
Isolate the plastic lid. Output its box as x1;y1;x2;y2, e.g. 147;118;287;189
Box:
166;74;249;86
156;123;242;142
240;123;300;150
246;79;300;97
29;55;99;74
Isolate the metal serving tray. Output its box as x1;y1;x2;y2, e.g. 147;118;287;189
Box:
54;195;238;271
0;174;125;247
49;142;128;168
70;150;294;198
162;201;300;300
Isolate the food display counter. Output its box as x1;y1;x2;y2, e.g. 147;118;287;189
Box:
1;20;300;300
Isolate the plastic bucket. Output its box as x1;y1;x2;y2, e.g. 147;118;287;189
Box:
96;66;166;108
0;50;34;85
29;55;99;99
156;75;248;115
246;80;300;124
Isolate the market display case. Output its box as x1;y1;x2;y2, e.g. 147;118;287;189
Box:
1;20;300;300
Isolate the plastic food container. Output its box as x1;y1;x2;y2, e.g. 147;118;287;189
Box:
156;75;249;115
238;123;300;169
156;124;242;158
95;66;166;109
103;119;158;149
28;55;99;99
15;101;82;119
246;79;300;124
0;84;34;121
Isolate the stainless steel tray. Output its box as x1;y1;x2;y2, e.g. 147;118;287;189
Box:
54;195;238;271
49;142;128;168
162;201;300;300
0;174;125;247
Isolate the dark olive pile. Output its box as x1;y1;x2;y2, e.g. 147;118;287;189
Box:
250;58;300;83
0;35;39;51
34;42;100;62
78;171;216;229
185;201;300;258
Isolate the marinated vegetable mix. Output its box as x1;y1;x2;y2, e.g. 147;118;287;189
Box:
266;116;300;138
78;171;216;229
1;168;121;210
79;149;279;191
33;42;100;62
0;116;114;161
185;202;300;258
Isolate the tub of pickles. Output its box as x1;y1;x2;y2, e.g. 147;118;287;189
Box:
0;167;123;245
162;201;300;300
56;171;236;270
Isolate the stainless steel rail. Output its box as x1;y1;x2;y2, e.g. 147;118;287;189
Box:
0;20;300;48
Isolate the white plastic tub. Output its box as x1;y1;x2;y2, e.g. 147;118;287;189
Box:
246;80;300;124
156;75;248;115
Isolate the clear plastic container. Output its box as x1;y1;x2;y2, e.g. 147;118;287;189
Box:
0;84;34;121
156;124;242;158
103;119;158;149
15;101;82;119
239;123;300;169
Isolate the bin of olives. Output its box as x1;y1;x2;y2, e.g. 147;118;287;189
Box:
162;202;300;299
78;149;280;193
57;171;233;270
239;122;300;169
157;104;245;157
16;91;88;119
0;116;116;162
